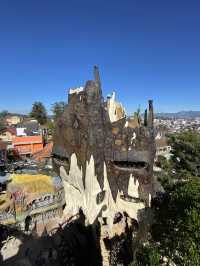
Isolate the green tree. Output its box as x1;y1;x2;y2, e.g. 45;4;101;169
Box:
51;101;65;121
0;111;7;129
154;155;173;189
168;131;200;180
46;119;55;136
130;245;161;266
151;180;200;266
0;110;8;118
132;181;200;266
0;120;5;130
156;155;170;171
134;132;200;266
30;102;47;125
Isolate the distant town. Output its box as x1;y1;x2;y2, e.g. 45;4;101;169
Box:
155;116;200;132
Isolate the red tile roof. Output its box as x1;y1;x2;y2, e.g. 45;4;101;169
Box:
13;135;43;145
0;127;16;135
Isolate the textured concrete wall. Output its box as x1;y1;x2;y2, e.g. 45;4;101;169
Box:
52;67;156;264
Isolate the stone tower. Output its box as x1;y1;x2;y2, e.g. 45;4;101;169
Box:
52;66;156;265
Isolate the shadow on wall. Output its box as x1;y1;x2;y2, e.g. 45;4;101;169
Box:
0;210;102;266
0;208;138;266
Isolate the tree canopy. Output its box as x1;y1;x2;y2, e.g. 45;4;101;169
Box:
151;180;200;265
30;102;47;125
132;180;200;266
51;101;65;121
0;110;8;118
168;131;200;179
132;131;200;266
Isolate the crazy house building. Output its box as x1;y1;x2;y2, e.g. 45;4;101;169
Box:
53;66;156;264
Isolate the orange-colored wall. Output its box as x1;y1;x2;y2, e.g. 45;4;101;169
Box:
32;143;43;153
13;136;43;144
13;136;43;156
14;143;43;155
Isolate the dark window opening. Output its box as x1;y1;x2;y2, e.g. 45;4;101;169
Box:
113;161;148;169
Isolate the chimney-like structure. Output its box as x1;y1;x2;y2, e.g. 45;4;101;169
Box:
94;65;101;84
148;100;154;128
94;65;102;89
144;109;148;126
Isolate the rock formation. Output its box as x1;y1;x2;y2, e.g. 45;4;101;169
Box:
53;66;156;265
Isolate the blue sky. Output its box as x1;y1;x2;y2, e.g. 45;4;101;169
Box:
0;0;200;114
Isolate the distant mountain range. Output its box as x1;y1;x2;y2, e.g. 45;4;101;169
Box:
0;112;53;119
156;111;200;119
1;111;200;120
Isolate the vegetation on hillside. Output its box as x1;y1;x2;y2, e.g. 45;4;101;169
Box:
169;131;200;179
132;131;200;266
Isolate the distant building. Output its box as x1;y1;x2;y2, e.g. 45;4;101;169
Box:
16;127;27;136
16;120;40;136
156;137;172;159
0;128;17;148
13;136;44;158
5;115;22;126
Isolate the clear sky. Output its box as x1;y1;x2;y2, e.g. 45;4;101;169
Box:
0;0;200;114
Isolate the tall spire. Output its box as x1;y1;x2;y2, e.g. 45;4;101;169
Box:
144;109;148;126
94;65;101;85
148;100;154;128
93;65;102;97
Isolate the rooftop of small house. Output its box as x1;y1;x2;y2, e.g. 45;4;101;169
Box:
0;127;17;136
155;137;169;148
13;135;43;145
16;120;40;136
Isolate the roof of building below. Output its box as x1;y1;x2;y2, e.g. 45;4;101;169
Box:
13;135;43;145
0;127;17;136
155;137;169;148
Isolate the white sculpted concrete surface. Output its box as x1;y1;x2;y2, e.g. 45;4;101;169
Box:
60;153;146;235
60;154;103;224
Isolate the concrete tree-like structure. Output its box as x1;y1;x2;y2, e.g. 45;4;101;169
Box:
53;66;156;264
